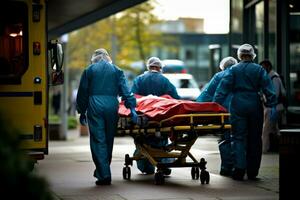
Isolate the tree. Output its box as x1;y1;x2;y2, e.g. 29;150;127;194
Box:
67;20;112;69
67;0;163;73
115;1;162;70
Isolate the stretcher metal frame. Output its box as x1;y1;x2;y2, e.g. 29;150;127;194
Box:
118;113;231;185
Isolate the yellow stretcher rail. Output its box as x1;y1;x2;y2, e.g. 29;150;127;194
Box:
119;124;231;135
118;113;231;135
160;113;230;126
120;112;231;185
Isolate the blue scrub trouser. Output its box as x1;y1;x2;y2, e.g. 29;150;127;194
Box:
218;129;233;172
88;111;118;181
230;107;263;177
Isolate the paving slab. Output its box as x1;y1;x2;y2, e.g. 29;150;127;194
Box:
35;134;279;200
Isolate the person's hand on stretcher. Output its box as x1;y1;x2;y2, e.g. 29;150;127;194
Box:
130;108;138;124
130;108;148;126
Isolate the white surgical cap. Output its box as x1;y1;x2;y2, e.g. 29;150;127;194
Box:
146;57;164;70
91;48;112;64
219;56;238;70
237;44;256;60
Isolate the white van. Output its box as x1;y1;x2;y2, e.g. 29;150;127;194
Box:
162;59;188;74
163;73;201;101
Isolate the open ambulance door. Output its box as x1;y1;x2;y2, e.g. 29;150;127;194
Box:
0;0;63;164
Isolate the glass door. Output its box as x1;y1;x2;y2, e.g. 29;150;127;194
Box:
289;1;300;107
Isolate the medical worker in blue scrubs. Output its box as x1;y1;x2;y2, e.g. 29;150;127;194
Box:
197;56;237;176
213;44;277;180
76;48;137;185
131;57;180;99
131;57;180;175
197;56;237;103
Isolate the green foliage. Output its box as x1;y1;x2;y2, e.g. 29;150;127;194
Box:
68;20;112;69
68;116;78;129
115;1;162;68
49;115;78;129
67;0;163;73
49;115;60;123
0;116;53;199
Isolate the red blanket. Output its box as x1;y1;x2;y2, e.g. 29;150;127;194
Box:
119;95;227;121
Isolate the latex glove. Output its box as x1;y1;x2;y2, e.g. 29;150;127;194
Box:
130;108;138;124
270;107;278;123
79;113;87;126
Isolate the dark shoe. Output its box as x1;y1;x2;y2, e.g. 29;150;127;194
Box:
247;171;258;180
95;179;111;185
142;169;155;175
232;168;245;181
248;175;260;181
144;171;155;175
220;169;232;177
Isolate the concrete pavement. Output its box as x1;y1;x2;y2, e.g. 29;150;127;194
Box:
35;130;279;200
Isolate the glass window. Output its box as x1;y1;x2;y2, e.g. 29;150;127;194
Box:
185;48;194;60
179;78;198;89
0;2;28;84
197;45;209;67
268;0;277;69
230;0;243;55
289;3;300;106
231;0;243;33
167;46;179;59
164;75;198;89
255;1;264;62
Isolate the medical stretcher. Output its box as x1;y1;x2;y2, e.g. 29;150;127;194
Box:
118;95;231;185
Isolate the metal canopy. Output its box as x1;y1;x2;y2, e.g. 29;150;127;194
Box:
48;0;146;39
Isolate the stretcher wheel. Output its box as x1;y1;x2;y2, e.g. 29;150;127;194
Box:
191;167;200;180
123;166;131;180
163;168;171;176
154;171;165;185
200;170;210;184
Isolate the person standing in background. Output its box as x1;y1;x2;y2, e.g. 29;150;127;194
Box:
260;60;286;153
52;88;61;115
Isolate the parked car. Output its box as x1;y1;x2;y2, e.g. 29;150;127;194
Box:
163;73;201;101
162;59;188;73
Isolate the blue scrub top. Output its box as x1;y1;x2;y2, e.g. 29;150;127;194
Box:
213;61;277;108
76;60;136;114
197;67;232;109
131;71;180;99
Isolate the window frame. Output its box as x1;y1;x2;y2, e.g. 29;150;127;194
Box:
0;1;29;84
